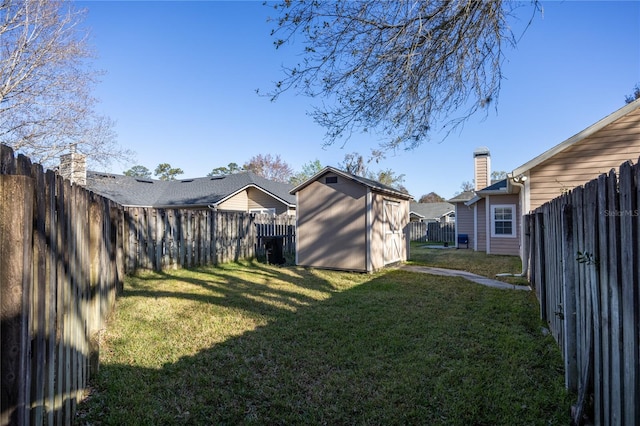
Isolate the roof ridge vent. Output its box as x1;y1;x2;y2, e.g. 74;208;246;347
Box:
135;178;153;183
210;176;225;180
181;179;194;183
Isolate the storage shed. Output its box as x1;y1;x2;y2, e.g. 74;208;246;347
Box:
290;167;413;272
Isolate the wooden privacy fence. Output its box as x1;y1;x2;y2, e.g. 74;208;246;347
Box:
408;221;455;243
526;158;640;425
122;208;296;272
1;145;124;426
0;144;296;425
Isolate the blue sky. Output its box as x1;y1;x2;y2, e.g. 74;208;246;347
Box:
80;1;640;200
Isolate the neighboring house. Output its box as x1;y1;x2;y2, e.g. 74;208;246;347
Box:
290;166;413;273
450;98;640;258
409;201;455;223
81;170;296;214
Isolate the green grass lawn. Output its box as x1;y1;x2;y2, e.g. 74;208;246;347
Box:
409;241;530;286
77;255;570;425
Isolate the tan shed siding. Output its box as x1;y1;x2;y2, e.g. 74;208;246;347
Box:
246;187;288;214
488;194;520;256
529;108;640;210
218;189;249;211
370;192;384;271
296;176;368;271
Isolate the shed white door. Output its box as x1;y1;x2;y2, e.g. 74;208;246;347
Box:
384;200;402;264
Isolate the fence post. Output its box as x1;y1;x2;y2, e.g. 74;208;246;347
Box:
1;174;34;426
561;202;578;392
618;161;639;425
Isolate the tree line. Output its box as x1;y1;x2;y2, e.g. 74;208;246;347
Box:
123;152;409;192
3;1;637;195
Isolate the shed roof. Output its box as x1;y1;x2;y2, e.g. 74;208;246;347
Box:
290;166;413;200
86;171;296;208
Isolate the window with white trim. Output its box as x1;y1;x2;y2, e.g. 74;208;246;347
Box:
249;208;276;215
491;204;516;237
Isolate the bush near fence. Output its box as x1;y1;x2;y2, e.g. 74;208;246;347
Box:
408;221;455;243
0;144;295;425
526;158;640;425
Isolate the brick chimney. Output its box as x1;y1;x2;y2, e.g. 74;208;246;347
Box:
473;147;490;191
59;144;86;186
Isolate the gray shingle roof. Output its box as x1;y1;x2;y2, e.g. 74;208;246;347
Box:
410;202;454;220
447;191;475;203
86;171;296;208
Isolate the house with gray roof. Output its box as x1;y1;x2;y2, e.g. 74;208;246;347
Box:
409;201;455;223
449;98;640;258
85;171;296;215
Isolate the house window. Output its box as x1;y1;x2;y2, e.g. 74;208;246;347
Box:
325;176;338;184
250;208;276;215
491;204;516;237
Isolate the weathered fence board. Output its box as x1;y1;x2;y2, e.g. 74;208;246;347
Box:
0;144;299;425
408;221;455;243
1;146;123;426
526;157;640;425
121;209;295;272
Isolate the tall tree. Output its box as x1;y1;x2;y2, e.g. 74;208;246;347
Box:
154;163;184;181
244;153;294;183
290;159;323;186
491;170;508;181
419;192;445;203
459;181;475;193
625;84;640;104
207;162;244;176
0;0;127;167
268;1;539;150
124;165;152;178
339;152;406;192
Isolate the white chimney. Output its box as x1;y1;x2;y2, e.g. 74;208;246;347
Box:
59;144;87;186
473;147;490;191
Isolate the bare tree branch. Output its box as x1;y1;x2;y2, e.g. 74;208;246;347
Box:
267;0;540;151
0;0;130;168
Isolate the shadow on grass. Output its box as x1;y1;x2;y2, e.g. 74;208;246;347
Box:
77;265;570;425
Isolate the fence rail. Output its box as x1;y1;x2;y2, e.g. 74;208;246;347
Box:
525;158;640;425
0;144;296;425
122;208;295;272
408;221;455;243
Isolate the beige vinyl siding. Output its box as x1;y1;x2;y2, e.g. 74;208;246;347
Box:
488;194;520;255
454;204;474;248
476;199;486;252
218;190;249;211
296;176;368;271
529;108;640;210
246;187;289;214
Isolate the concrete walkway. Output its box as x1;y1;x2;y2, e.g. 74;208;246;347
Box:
399;265;531;291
